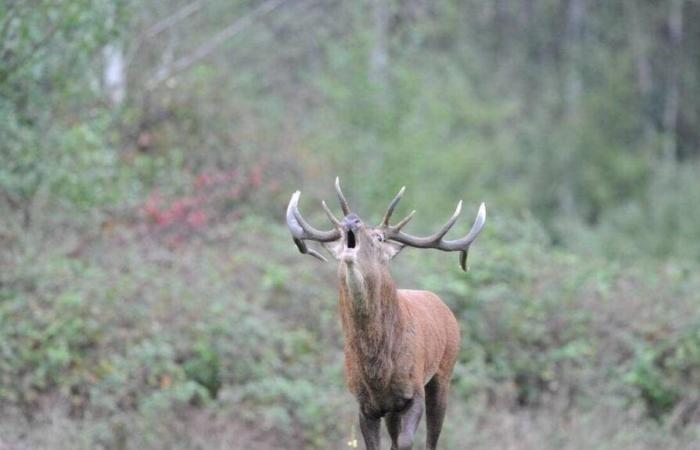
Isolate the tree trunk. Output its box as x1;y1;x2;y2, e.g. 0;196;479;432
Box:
662;0;684;162
564;0;585;117
103;44;126;106
559;0;586;219
368;0;389;89
625;0;654;145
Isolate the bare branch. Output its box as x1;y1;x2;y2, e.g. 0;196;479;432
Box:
126;0;208;66
146;0;207;39
126;0;208;68
146;0;286;89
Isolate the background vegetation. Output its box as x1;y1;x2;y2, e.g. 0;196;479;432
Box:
2;0;700;448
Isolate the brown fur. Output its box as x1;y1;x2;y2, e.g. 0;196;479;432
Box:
339;273;460;416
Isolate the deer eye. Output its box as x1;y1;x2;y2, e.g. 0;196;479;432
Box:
375;233;385;242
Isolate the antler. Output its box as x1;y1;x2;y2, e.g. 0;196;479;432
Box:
334;176;351;215
286;190;341;262
382;187;486;271
380;186;412;227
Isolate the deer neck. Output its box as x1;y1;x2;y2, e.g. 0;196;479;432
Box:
338;261;402;373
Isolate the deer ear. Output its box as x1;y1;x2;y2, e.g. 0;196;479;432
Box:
321;240;344;260
381;240;404;261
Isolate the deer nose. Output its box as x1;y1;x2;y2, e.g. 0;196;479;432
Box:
341;214;362;231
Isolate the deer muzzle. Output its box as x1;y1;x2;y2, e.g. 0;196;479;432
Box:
341;214;362;261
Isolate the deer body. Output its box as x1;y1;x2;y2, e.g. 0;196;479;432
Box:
286;179;485;449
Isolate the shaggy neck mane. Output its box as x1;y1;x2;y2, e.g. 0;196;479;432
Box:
339;263;403;387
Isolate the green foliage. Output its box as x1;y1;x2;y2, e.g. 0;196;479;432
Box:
625;320;700;421
183;340;222;399
593;163;700;261
0;259;98;406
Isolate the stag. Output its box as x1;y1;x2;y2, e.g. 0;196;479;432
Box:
286;178;485;450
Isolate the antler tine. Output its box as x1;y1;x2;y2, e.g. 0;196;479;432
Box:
335;176;351;215
286;191;341;262
321;200;343;228
455;202;486;270
380;186;406;227
391;209;416;231
386;202;486;271
432;200;462;241
391;201;462;246
452;202;486;248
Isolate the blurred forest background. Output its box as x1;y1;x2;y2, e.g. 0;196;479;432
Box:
2;0;700;448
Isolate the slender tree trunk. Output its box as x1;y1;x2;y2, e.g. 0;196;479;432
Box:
103;44;126;106
627;2;652;98
662;0;684;162
366;0;390;189
493;0;507;59
368;0;389;89
519;0;537;112
626;0;654;146
564;0;585;117
559;0;586;219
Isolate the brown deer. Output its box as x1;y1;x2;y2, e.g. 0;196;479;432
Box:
286;178;485;450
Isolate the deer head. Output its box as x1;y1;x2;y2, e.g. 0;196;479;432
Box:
286;177;486;271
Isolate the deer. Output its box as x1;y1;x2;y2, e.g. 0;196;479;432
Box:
285;178;485;450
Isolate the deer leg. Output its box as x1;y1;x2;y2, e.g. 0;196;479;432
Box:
386;412;401;449
397;397;424;450
425;376;449;450
359;411;381;450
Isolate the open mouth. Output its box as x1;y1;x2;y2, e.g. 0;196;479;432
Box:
346;230;357;249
